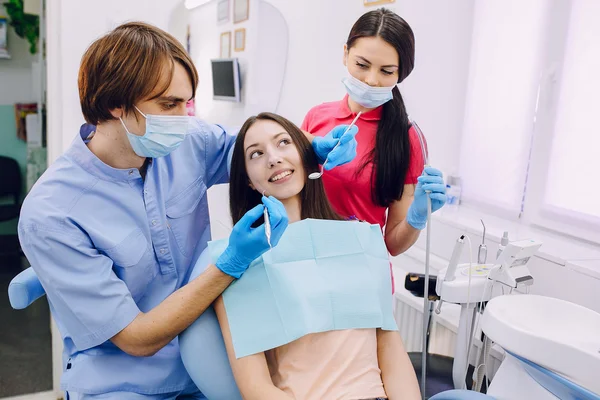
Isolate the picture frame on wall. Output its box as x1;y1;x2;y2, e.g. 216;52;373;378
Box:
217;0;230;24
0;17;10;59
233;0;249;24
220;31;231;58
234;28;245;52
363;0;395;6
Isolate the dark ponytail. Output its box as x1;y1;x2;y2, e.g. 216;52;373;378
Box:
348;8;415;207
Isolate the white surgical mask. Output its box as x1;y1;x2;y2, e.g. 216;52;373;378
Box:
120;106;190;158
342;73;395;109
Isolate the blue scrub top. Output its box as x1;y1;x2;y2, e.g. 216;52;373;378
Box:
18;119;236;395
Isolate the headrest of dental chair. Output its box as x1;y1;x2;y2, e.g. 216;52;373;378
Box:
8;267;46;309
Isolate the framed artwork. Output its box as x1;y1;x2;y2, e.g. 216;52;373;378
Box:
0;17;10;59
220;31;231;58
233;0;249;24
363;0;395;6
234;28;245;52
217;0;230;24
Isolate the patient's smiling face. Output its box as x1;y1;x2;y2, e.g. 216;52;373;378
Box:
243;119;306;202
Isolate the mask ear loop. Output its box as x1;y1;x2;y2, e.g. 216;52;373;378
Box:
133;105;147;119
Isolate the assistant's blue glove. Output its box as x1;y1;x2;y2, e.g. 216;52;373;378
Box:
406;167;447;230
216;196;288;278
312;125;359;170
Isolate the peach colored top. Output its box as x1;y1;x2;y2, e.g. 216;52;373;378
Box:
265;329;387;400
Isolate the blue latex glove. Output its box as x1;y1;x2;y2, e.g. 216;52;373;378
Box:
406;167;447;230
312;125;359;170
216;196;288;278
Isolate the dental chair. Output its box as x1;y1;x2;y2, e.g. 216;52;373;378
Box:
10;250;600;400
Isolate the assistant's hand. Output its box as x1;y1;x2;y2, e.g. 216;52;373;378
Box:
406;167;447;230
312;124;359;170
216;196;289;278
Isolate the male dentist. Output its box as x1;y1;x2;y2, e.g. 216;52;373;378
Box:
18;22;357;399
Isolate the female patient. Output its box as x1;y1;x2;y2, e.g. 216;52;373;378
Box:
213;112;420;400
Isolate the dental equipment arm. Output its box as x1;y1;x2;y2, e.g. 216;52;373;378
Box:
435;235;465;314
478;220;487;264
377;329;422;400
435;237;543;390
445;235;465;282
214;297;293;400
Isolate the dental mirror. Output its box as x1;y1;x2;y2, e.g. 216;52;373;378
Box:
308;112;362;180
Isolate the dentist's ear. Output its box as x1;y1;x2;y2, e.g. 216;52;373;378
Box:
109;107;124;120
342;44;348;67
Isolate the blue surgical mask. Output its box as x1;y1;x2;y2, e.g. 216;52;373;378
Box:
342;73;396;109
120;106;190;158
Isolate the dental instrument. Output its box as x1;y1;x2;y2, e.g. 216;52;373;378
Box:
262;191;271;248
445;235;466;283
410;117;433;400
308;112;362;180
478;219;487;264
496;231;509;260
264;207;271;248
435;234;466;315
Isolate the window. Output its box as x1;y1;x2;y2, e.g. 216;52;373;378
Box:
459;0;600;243
459;0;548;217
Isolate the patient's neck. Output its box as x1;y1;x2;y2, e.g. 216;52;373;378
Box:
281;195;301;224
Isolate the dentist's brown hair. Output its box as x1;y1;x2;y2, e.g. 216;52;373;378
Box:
78;21;198;125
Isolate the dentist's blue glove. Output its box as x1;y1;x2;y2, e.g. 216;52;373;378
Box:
216;196;288;278
312;125;359;170
406;167;447;230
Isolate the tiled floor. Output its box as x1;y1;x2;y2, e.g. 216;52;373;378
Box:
0;255;52;398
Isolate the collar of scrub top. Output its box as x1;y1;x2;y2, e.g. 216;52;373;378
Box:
68;123;149;182
334;94;383;122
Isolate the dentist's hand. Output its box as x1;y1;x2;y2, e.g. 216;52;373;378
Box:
406;167;447;230
312;125;359;170
216;196;288;278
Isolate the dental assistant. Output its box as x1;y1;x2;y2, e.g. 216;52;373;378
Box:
17;22;355;399
303;9;447;260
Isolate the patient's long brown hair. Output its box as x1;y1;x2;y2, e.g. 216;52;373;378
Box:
229;112;343;224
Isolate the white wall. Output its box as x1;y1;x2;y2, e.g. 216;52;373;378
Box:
184;0;475;174
0;4;37;105
185;0;261;128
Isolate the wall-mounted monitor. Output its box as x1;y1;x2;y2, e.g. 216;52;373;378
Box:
211;58;242;102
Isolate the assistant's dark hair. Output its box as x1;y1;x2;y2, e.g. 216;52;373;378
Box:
229;112;343;224
348;8;415;206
